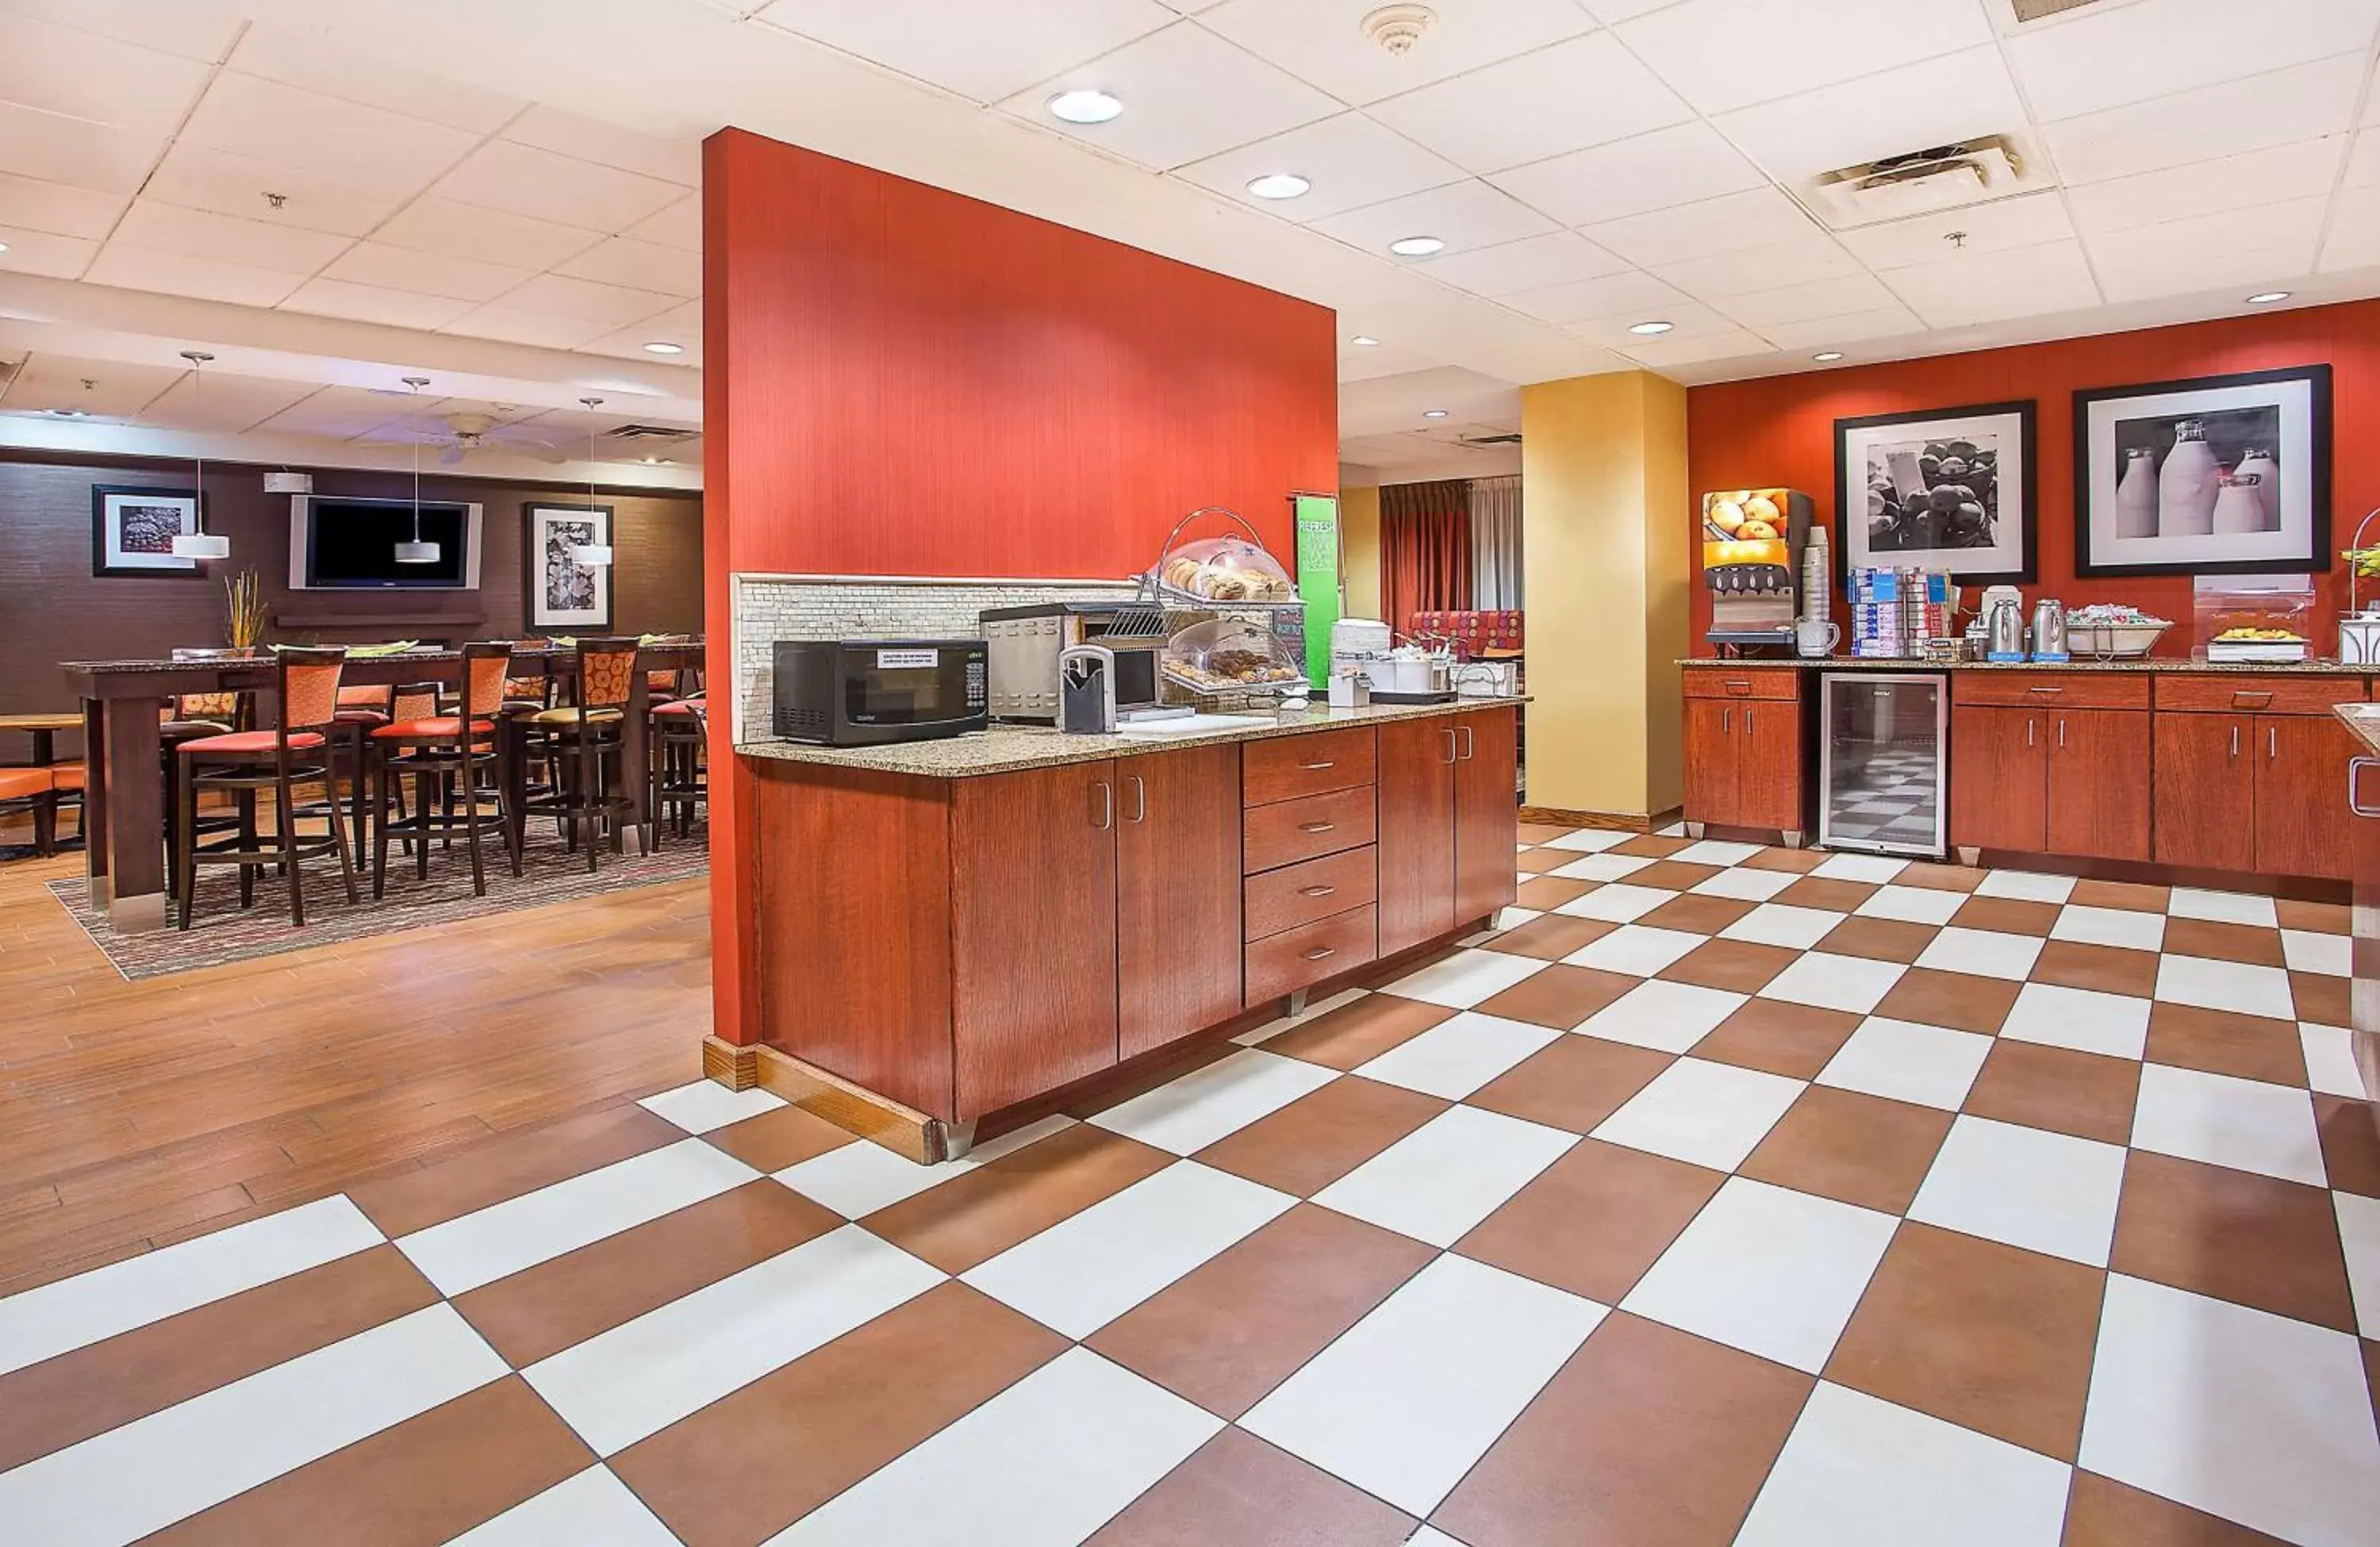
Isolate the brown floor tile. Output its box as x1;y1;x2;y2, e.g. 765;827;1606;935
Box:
1514;847;1571;875
2144;1004;2306;1087
2071;878;2171;913
2163;918;2286;968
1359;943;1461;990
1827;1222;2104;1462
2275;897;2351;935
147;1376;590;1547
455;1180;841;1366
1964;1040;2141;1146
2063;1469;2294;1545
1660;939;1797;995
2317;1095;2380;1196
1817;915;1939;964
1776;876;1878;912
2111;1151;2355;1331
1477;964;1644;1030
863;1123;1175;1274
1610;834;1694;858
1196;1076;1447;1198
2031;940;2161;999
347;1103;681;1237
1514;876;1595;910
1630;860;1725;893
1259;994;1453;1073
1087;1204;1433;1419
701;1105;854;1172
2293;969;2351;1027
1740;1087;1953;1215
1895;862;1990;892
1483;914;1616;962
1639;892;1756;936
1952;896;2063;936
1467;1036;1675;1135
1088;1427;1416;1546
1691;998;1862;1080
0;1244;438;1472
1741;846;1828;873
1434;1311;1813;1547
1874;967;2023;1035
616;1282;1066;1547
1456;1138;1725;1303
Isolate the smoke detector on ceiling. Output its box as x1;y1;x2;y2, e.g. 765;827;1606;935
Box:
1361;4;1434;56
1810;137;2029;226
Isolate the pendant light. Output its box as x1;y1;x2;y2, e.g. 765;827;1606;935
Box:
569;395;613;567
393;375;441;564
168;351;231;560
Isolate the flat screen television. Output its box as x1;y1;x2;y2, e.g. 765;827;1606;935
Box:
288;496;483;590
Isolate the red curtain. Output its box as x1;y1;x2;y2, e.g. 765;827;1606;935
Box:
1380;479;1472;636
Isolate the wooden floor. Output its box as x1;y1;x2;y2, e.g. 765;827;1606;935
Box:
0;845;708;1296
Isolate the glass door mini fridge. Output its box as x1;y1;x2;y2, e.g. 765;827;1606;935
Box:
1818;673;1948;858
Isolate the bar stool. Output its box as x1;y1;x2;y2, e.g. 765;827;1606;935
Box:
519;636;640;872
1;767;56;856
44;759;83;850
173;648;358;930
370;644;516;896
160;689;242;900
648;694;706;846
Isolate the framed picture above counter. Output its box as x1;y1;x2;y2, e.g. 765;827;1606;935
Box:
1833;399;2035;584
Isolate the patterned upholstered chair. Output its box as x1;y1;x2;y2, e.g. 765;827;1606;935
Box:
520;637;641;872
369;643;516;896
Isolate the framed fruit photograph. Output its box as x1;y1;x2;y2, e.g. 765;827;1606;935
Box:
1833;400;2036;584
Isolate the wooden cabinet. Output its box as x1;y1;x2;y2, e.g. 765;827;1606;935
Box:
1734;698;1803;833
2255;715;2358;881
1453;707;1519;924
2152;712;2254;872
1117;743;1244;1061
1949;707;2047;855
1377;708;1521;957
1683;700;1737;827
1681;674;1805;836
2150;675;2367;881
1949;703;2148;861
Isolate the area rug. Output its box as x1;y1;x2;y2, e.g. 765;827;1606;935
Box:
47;822;710;980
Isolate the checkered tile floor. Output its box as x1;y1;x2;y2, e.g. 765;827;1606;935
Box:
4;829;2378;1545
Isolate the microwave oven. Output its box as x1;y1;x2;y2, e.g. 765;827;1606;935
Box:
771;639;988;745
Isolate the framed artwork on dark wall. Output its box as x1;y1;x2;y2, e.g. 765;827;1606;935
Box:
1833;400;2036;584
524;502;614;630
2073;364;2331;578
90;485;205;577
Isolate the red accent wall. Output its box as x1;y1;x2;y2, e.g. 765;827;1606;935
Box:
1687;298;2380;655
703;127;1338;1046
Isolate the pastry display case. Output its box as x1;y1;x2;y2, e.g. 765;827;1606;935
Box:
2193;574;2313;662
1140;508;1308;705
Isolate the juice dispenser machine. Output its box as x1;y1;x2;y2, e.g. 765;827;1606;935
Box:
1702;488;1814;651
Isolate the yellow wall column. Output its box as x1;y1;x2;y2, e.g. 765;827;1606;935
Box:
1520;370;1689;823
1340;485;1382;622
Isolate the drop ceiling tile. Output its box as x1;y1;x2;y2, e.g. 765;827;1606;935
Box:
225;25;526;133
1651;237;1863;301
2045;55;2364;186
432;140;688;234
622;195;701;253
1490;121;1767;228
491;272;680;326
373;196;607;271
0;11;214;136
1503;268;1689;324
278;276;479;331
2067;139;2347;232
1713;45;2028;187
501;105;702;187
2084;196;2329;271
2006;0;2380;123
0;0;243;61
2317;186;2380;271
1714;273;1900;329
0;222;96;279
1620;328;1779;369
1174;113;1466;222
1411;231;1631;296
109;199;353;276
1200;0;1596;104
320;241;535;303
1567;301;1742;348
1583;186;1823;267
551;236;703;297
755;0;1174;104
1363;32;1691;175
582;318;705;367
1755;305;1929;352
1337;340;1438;380
0;100;164;194
2095;242;2320;304
251;387;407;441
0;171;124;240
1833;191;2075;271
0;354;182;417
136;370;321;433
1004;21;1339;171
141;141;417;238
81;244;304;308
438;306;614;350
1617;0;1994;115
180;71;481;191
1310;178;1558;258
1882;239;2102;328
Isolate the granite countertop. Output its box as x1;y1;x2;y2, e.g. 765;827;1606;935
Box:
1681;656;2380;674
2336;703;2380;756
739;696;1526;778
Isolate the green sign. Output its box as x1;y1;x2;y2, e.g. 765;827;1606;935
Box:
1292;491;1340;688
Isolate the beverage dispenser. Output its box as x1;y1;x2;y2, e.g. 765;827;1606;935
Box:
1702;488;1815;651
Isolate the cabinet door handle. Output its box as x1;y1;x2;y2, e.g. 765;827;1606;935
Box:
2230;724;2240;758
1745;708;1754;735
1722;706;1734;734
1299;884;1338;897
2025;717;2035;747
2056;717;2066;749
2351;756;2380;818
1298;820;1336;834
1127;774;1146;823
1458;724;1475;759
1092;780;1113;831
2268;725;2278;760
1300;759;1334;770
1444;728;1457;763
1302;946;1337;962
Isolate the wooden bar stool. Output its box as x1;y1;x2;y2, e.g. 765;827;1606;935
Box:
160;689;243;900
520;637;640;872
648;695;706;846
369;644;516;897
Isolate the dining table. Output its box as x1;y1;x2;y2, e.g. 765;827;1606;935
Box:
59;642;708;932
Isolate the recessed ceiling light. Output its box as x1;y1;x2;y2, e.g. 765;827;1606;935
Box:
1350;335;1380;347
1047;89;1122;125
1629;320;1675;336
2245;290;2292;305
1388;236;1445;257
640;455;673;466
1422;409;1449;419
642;340;684;355
1247;173;1310;200
1814;351;1845;363
0;241;10;254
47;406;85;417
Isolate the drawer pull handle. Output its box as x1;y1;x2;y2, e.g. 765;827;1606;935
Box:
1298;821;1337;834
1299;884;1338;897
2234;691;2274;707
1724;679;1752;695
2025;685;2064;696
1300;759;1335;770
1302;946;1337;962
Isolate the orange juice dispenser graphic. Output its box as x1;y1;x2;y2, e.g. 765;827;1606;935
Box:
1702;488;1814;651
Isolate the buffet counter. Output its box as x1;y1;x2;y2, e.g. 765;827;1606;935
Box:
2328;704;2380;1125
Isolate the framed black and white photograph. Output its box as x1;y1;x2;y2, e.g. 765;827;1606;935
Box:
2074;365;2331;578
1834;401;2036;584
90;485;205;577
524;502;612;629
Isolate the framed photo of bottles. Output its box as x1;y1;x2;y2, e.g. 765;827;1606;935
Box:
2075;365;2331;578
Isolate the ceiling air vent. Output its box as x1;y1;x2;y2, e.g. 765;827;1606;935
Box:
1464;432;1522;447
2011;0;2106;21
1811;136;2027;226
608;423;698;441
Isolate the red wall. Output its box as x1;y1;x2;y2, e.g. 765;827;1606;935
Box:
703;127;1339;1046
1687;298;2380;655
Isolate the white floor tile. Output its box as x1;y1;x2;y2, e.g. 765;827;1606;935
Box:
2154;954;2297;1020
1088;1048;1338;1155
1817;1018;1992;1111
1314;1105;1577;1249
1620;1177;1896;1374
2050;904;2166;952
1998;982;2151;1060
1973;869;2075;904
1467;909;1542;948
1914;926;2042;982
1590;1058;1804;1171
1242;1253;1605;1518
770;1348;1222;1546
962;1162;1296;1338
1757;951;1906;1015
524;1223;943;1456
1561;923;1705;978
1548;852;1654;882
636;1081;786;1135
0;1195;382;1379
1907;1115;2126;1267
2168;887;2278;927
1356;1012;1564;1098
2080;1273;2380;1547
2282;927;2351;977
2129;1063;2325;1186
1406;1530;1468;1547
1855;885;1966;925
1540;828;1630;852
1674;839;1763;866
1379;948;1549;1009
1720;903;1846;950
1234;988;1368;1046
1737;1381;2071;1547
2340;1192;2380;1340
397;1138;756;1296
1690;866;1798;902
1812;852;1907;883
1575;980;1748;1054
447;1465;681;1547
2301;1023;2369;1100
1657;820;1687;836
774;1115;1072;1217
1553;883;1672;924
0;1303;505;1547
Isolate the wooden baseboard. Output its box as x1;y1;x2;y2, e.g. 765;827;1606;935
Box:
751;1043;962;1165
1522;805;1658;832
701;1035;759;1091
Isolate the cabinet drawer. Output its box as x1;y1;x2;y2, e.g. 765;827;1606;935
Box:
2152;674;2367;716
1245;904;1376;1006
1683;668;1802;702
1951;672;2148;709
1245;785;1376;873
1246;846;1378;941
1243;727;1376;806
